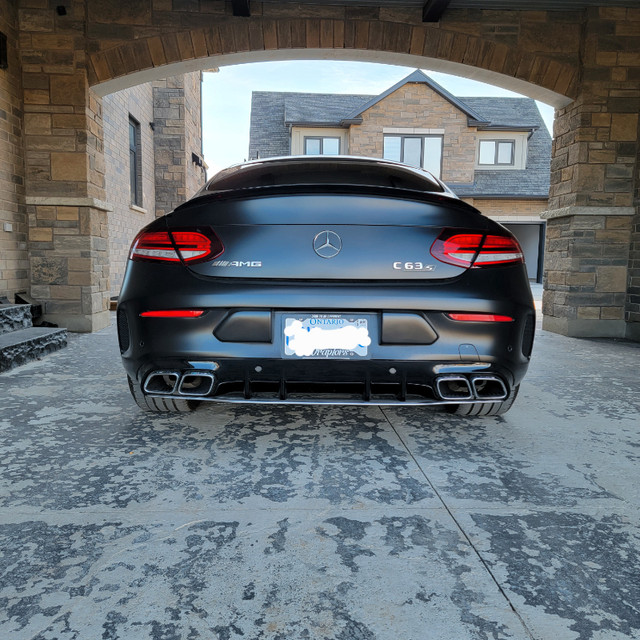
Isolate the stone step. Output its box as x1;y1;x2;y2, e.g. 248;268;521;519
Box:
0;304;33;335
0;327;68;373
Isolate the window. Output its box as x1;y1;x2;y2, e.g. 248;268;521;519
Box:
129;117;142;207
304;137;340;156
478;140;515;166
383;135;443;178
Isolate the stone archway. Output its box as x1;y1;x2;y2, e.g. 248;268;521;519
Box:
12;2;639;337
86;24;577;108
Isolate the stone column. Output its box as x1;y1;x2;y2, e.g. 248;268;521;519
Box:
541;7;639;339
19;4;111;332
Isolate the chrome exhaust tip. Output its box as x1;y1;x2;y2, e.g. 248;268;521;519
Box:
471;375;508;400
435;375;473;401
178;371;215;397
143;371;180;395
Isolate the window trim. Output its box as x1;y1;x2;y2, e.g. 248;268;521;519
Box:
129;116;142;207
383;134;443;178
303;136;341;156
478;139;515;166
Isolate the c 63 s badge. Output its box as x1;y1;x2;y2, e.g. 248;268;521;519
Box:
393;262;436;271
212;260;262;268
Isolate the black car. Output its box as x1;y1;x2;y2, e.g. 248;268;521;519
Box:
117;156;535;416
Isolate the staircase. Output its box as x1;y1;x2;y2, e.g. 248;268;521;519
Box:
0;304;67;373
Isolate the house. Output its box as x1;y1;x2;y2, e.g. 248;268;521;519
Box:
102;72;207;298
248;70;551;281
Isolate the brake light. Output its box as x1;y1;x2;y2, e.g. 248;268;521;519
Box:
129;229;224;263
140;310;205;318
447;313;514;322
430;230;523;268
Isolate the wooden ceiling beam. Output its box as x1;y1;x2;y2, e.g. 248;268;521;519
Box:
232;0;251;17
422;0;452;22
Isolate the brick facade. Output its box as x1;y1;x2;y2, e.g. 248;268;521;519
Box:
103;84;155;295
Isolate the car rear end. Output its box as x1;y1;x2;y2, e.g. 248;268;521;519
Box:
117;157;535;412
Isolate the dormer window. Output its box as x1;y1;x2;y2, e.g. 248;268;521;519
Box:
478;140;515;166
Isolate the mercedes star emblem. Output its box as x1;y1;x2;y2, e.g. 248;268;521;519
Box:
313;230;342;259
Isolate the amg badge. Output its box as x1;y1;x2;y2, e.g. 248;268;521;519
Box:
211;260;262;268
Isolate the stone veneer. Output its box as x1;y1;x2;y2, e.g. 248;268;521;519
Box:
349;82;476;185
0;3;29;300
103;73;205;296
462;199;548;217
541;7;639;338
1;1;638;337
153;75;206;219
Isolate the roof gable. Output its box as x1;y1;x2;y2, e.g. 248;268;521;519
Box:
343;70;489;125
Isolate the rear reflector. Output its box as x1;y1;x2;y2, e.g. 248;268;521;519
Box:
447;313;514;322
130;228;224;263
431;230;524;268
140;310;205;318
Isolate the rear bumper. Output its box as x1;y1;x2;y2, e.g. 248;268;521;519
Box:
117;263;535;406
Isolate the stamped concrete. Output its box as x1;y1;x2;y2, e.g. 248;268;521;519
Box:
1;301;639;640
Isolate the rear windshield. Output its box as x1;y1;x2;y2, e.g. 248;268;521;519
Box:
203;158;445;194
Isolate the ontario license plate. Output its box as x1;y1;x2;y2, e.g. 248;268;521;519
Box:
283;314;372;359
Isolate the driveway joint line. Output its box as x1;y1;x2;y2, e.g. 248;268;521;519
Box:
379;407;538;640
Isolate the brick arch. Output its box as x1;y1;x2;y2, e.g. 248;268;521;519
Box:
87;19;577;107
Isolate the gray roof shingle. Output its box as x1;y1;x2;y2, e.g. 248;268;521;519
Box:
284;93;375;126
450;97;551;198
248;73;551;199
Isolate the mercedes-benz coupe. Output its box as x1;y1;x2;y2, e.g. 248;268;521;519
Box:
117;156;535;416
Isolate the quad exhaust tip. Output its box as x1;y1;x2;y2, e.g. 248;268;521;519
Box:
143;370;215;397
436;374;508;402
143;370;180;395
178;371;215;397
436;375;474;401
471;375;508;400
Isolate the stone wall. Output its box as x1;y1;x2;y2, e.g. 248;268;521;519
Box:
152;73;206;218
541;6;639;338
462;198;547;217
184;71;206;199
349;82;477;185
3;1;638;336
0;1;28;301
543;213;631;332
103;84;155;296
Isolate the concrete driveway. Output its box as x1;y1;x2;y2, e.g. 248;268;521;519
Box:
1;304;639;640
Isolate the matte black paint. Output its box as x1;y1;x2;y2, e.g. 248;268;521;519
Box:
118;158;535;406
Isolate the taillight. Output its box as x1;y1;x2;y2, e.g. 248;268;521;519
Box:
140;310;205;318
129;228;224;263
447;313;514;322
430;230;523;268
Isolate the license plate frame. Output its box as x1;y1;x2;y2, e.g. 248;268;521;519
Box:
282;313;374;359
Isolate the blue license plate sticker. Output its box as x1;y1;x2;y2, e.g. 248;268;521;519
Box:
284;315;371;358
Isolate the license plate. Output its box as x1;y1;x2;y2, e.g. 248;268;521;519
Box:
283;314;372;359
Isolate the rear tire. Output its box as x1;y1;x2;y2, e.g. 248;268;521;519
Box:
446;384;519;416
127;375;199;413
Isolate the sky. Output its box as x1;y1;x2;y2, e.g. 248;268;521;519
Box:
201;60;555;177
